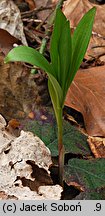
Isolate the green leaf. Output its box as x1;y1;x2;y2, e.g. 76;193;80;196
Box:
48;75;63;108
58;20;72;95
22;107;91;157
48;120;90;157
4;46;53;75
48;79;63;125
50;8;67;79
50;7;72;89
74;188;105;200
4;46;63;112
68;7;96;87
64;158;105;190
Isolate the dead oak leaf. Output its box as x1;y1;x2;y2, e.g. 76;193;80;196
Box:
63;0;105;37
65;66;105;137
63;0;105;60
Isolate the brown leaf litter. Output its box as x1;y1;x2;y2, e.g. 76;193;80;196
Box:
65;66;105;137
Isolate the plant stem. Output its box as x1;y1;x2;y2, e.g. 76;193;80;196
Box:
57;108;64;186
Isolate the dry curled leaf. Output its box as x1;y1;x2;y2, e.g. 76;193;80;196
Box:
88;136;105;158
65;66;105;137
6;119;21;137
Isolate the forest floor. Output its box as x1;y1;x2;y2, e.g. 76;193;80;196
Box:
0;0;105;200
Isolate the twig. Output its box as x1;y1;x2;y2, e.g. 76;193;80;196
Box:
21;6;53;19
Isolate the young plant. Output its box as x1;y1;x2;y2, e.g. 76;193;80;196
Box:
4;8;96;186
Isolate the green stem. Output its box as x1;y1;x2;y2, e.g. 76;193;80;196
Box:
57;108;64;186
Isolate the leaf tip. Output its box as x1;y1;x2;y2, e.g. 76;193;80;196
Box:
90;6;97;15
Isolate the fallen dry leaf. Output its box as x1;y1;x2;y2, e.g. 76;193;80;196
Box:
0;0;27;46
0;115;15;155
65;66;105;137
85;35;105;61
64;180;84;192
0;115;62;200
0;52;37;120
0;52;50;120
35;0;52;21
5;119;21;137
0;114;6;129
0;185;62;200
15;0;36;11
38;185;63;199
0;29;21;55
88;136;105;158
63;0;105;36
63;0;105;60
